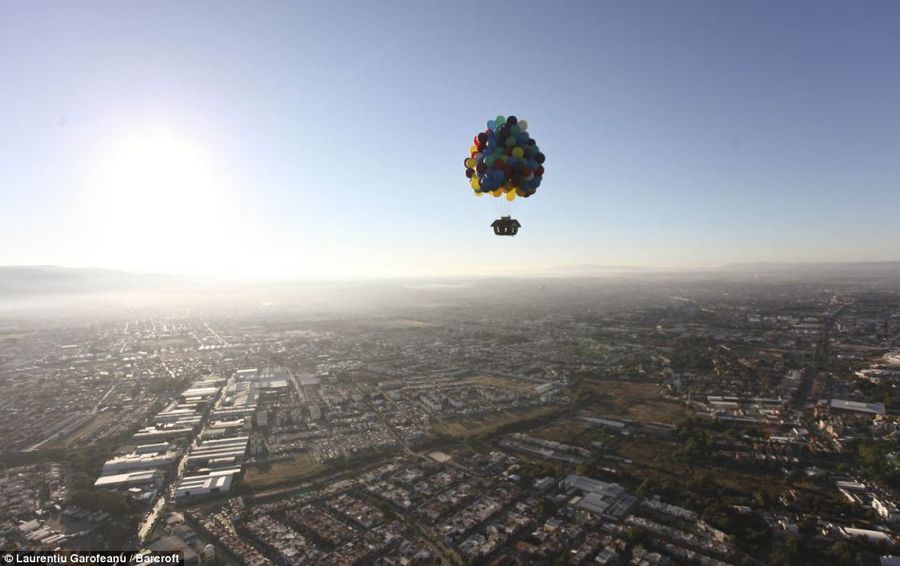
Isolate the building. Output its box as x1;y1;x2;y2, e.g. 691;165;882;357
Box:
828;399;886;416
184;436;248;470
562;475;636;519
873;495;900;523
101;452;177;474
174;469;239;500
93;470;162;489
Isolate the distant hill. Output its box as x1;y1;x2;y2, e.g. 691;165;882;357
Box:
0;266;178;296
549;264;648;274
724;261;900;277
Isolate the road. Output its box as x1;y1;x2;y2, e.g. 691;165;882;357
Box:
204;322;229;347
135;378;224;542
24;383;117;452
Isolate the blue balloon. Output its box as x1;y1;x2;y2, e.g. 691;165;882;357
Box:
487;120;495;130
517;132;529;144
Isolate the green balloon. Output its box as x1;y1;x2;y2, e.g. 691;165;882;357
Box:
495;115;505;126
510;125;520;135
505;136;516;147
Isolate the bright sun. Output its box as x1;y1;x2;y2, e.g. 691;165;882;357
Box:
93;129;232;274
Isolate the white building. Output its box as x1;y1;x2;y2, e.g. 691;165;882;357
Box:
873;495;900;523
174;469;239;499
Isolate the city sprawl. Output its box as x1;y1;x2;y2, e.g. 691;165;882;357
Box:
2;277;899;564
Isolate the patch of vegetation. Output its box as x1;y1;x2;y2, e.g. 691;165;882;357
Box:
575;338;610;358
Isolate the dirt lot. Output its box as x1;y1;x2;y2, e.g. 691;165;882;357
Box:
577;379;689;424
242;454;327;490
433;406;563;439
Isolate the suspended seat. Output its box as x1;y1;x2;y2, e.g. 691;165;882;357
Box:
491;216;521;236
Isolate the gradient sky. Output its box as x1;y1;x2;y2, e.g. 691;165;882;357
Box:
1;1;899;278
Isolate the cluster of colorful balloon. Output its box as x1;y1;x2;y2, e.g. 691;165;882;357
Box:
464;115;545;201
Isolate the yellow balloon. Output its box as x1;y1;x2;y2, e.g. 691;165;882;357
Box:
492;189;502;197
465;158;475;168
518;120;528;131
506;190;516;201
470;176;480;190
512;146;524;158
469;145;477;154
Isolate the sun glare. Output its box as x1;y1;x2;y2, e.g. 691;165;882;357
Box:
93;129;232;274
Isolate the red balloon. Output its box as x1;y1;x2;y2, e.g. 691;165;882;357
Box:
535;165;545;176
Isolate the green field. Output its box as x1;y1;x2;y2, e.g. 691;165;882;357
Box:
575;338;611;358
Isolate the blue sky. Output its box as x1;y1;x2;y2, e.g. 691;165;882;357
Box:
1;1;899;278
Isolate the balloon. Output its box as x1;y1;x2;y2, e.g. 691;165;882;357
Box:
464;115;546;201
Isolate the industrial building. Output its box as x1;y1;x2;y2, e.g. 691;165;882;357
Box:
562;474;636;519
174;469;239;499
93;470;162;489
184;436;249;471
101;452;178;474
